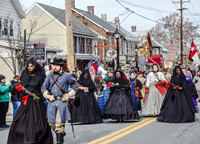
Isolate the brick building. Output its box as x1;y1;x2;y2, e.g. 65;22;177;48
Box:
71;0;138;61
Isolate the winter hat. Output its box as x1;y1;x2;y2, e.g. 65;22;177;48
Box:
85;67;90;71
0;74;5;82
138;71;143;75
98;70;102;75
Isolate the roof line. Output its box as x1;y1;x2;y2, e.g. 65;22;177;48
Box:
26;3;97;37
71;8;110;33
11;0;25;18
26;3;66;29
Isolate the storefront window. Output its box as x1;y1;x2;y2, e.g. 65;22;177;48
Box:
86;38;92;54
73;36;77;53
79;37;85;53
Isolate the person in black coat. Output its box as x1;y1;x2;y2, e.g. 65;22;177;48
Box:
10;75;21;118
72;70;103;124
157;66;196;123
103;70;140;122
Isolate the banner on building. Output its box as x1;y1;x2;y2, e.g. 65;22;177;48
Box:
25;43;46;60
164;61;173;68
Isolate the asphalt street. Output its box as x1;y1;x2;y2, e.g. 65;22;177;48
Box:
1;104;200;144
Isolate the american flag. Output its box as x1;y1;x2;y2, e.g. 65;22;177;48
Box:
95;58;101;67
88;58;93;69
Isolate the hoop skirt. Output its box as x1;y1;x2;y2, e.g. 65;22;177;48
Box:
72;78;102;124
7;78;53;144
157;77;196;123
103;87;140;120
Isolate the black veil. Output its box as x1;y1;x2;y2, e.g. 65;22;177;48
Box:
171;66;187;84
111;70;128;85
20;58;46;88
78;70;93;87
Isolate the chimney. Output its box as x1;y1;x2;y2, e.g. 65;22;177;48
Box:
131;25;136;32
101;14;107;21
115;17;119;25
87;6;94;14
71;0;75;8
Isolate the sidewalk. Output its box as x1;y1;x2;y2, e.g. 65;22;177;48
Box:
6;102;13;122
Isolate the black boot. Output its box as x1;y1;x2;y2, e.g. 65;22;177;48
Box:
56;133;64;144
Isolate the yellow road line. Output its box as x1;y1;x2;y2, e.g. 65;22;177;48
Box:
99;118;157;144
87;117;153;144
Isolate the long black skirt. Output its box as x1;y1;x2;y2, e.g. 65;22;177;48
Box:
7;96;53;144
157;89;195;123
103;89;140;120
72;90;103;124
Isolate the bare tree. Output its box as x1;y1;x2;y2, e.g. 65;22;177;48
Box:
150;12;200;47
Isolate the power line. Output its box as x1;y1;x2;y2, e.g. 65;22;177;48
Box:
119;0;200;16
183;3;199;23
190;0;200;21
116;0;191;42
116;0;160;23
120;12;132;24
171;0;199;24
25;0;54;30
27;10;65;36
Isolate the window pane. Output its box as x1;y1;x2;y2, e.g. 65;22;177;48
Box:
4;19;8;28
73;36;77;53
10;29;13;36
79;37;83;53
0;18;2;29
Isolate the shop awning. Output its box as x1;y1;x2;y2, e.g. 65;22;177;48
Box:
56;53;100;60
146;54;163;65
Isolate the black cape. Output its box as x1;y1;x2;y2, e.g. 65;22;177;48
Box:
7;59;53;144
72;70;102;124
157;66;196;123
103;70;140;120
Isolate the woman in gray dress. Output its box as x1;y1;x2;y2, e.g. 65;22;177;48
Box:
142;63;167;116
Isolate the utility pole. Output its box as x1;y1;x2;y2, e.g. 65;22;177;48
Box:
172;0;190;64
24;29;26;67
65;0;74;72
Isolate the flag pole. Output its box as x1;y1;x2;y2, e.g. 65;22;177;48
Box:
186;40;193;70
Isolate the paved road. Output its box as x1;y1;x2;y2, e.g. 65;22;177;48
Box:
1;103;200;144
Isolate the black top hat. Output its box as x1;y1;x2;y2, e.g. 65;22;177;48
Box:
50;57;64;66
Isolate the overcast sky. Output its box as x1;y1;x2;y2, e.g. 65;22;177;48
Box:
20;0;200;32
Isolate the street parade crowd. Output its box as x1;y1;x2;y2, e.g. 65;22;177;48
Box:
0;57;200;144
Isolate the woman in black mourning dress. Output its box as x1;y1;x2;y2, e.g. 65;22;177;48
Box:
103;70;140;122
72;70;102;124
7;59;53;144
157;66;196;123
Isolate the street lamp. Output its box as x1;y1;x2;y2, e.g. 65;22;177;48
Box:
114;26;120;69
135;45;139;70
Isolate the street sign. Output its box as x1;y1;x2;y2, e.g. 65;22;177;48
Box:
25;43;46;60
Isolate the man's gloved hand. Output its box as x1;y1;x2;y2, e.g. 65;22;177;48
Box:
43;91;55;102
62;90;76;102
62;94;70;101
48;95;55;101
